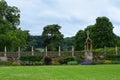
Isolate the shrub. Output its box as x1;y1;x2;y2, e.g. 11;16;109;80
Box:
0;61;12;66
21;61;29;65
20;55;43;62
90;61;97;65
44;56;52;65
105;54;120;61
34;61;44;65
12;61;21;66
20;55;43;65
67;61;78;65
111;61;120;64
104;60;112;64
76;56;85;63
58;56;77;64
96;60;104;64
80;61;91;65
52;61;60;65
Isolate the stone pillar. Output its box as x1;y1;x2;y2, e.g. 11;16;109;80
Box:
45;46;48;56
58;46;61;56
0;46;8;61
4;46;7;57
72;46;74;57
104;46;107;54
32;46;34;56
115;46;118;55
84;31;93;62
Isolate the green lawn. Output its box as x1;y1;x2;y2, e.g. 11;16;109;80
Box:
0;65;120;80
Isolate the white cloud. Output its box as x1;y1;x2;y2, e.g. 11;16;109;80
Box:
5;0;120;37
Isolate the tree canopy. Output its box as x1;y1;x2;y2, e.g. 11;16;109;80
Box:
0;0;28;51
41;24;64;51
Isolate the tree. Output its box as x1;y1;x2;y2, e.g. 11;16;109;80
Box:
6;29;28;51
62;37;75;51
41;24;64;51
93;17;116;48
0;0;28;51
89;17;116;48
26;35;43;51
0;0;20;29
115;35;120;46
75;30;86;51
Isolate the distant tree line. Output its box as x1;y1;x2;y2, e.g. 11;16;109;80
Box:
0;0;120;51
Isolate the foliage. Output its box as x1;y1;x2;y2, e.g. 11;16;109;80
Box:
75;30;86;51
75;16;119;50
0;0;28;51
80;61;91;65
34;61;44;65
26;36;43;51
58;56;77;64
104;54;120;61
51;61;60;65
62;37;75;51
41;24;64;51
20;55;43;65
86;17;116;48
104;60;112;64
43;56;52;65
116;35;120;46
76;56;85;62
0;61;12;66
20;55;43;62
111;61;120;64
12;61;21;66
67;61;78;65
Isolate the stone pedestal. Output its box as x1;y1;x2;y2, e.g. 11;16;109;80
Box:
84;31;93;62
85;52;93;62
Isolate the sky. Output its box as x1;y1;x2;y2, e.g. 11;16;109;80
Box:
5;0;120;37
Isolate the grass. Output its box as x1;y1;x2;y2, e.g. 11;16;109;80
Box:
0;65;120;80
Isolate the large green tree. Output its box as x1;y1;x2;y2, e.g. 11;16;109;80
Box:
75;30;86;51
41;24;64;51
0;0;28;51
92;17;116;48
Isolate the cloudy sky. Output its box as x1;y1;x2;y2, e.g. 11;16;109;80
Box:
5;0;120;37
